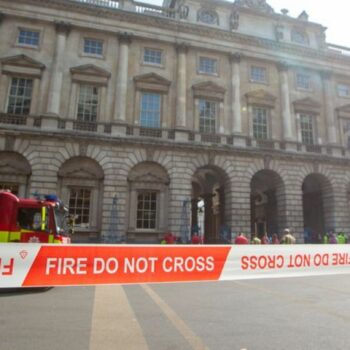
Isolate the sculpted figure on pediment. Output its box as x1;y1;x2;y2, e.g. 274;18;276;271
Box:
234;0;274;14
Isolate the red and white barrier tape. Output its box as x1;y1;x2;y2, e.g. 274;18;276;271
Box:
1;244;350;288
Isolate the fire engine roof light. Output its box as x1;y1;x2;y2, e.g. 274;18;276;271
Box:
44;194;59;202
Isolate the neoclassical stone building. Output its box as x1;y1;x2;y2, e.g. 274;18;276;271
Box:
1;0;350;243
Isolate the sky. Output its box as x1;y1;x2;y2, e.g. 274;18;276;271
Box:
138;0;350;48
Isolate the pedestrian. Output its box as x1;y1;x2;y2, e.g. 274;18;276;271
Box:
250;233;261;244
271;233;280;244
261;233;269;244
322;232;329;244
281;228;296;244
234;232;249;244
329;231;338;244
337;232;347;244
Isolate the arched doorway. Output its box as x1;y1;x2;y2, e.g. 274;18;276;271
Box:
191;166;230;243
250;170;285;238
302;173;334;241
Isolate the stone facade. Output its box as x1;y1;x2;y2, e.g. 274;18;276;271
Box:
0;0;350;243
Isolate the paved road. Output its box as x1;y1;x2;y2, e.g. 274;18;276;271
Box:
1;274;350;350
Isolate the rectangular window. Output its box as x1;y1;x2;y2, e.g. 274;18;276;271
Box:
199;57;217;74
137;191;157;229
338;84;350;97
253;107;268;140
0;183;19;195
77;85;99;122
18;29;40;46
83;38;103;56
140;93;161;128
250;66;266;83
143;48;162;65
7;77;33;115
300;114;314;145
296;73;311;90
69;188;91;228
199;99;217;134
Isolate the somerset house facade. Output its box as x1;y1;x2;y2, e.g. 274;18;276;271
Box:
1;0;350;243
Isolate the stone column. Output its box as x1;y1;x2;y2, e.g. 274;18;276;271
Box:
321;71;337;144
176;43;187;129
29;78;40;115
100;86;107;122
114;33;131;122
278;62;293;141
46;22;71;116
230;53;242;134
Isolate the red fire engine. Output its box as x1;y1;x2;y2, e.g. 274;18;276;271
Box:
0;191;71;244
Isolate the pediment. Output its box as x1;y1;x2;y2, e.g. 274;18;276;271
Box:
293;97;321;113
192;81;226;94
245;89;276;107
134;73;171;86
1;54;45;69
70;64;110;78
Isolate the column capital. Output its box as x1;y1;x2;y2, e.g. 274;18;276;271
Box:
320;70;333;80
229;52;242;63
117;32;132;44
277;61;290;72
175;42;189;53
55;21;71;35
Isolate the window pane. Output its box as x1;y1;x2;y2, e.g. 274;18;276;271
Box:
297;74;311;89
18;29;40;46
77;85;99;122
338;84;349;97
140;93;161;128
136;191;157;229
199;99;217;134
84;39;103;55
199;57;217;74
300;114;314;145
253;107;268;140
68;188;91;227
250;66;266;82
7;78;33;115
143;48;162;65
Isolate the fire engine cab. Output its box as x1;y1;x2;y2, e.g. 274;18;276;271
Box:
0;191;71;244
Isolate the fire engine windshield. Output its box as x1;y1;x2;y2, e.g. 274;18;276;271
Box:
54;206;70;236
18;207;48;231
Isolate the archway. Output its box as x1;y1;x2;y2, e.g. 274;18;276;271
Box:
302;173;334;242
191;166;230;243
250;170;285;238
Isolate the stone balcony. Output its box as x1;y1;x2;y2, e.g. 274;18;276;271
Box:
0;112;346;158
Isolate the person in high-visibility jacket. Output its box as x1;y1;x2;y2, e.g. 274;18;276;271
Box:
281;228;296;244
323;233;329;244
337;232;347;244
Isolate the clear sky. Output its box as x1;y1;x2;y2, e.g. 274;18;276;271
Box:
138;0;350;48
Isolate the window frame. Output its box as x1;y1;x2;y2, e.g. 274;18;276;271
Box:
296;72;312;91
143;47;163;67
76;84;100;123
139;92;162;129
136;190;158;230
299;113;315;145
337;83;350;98
6;77;34;116
198;98;218;134
83;38;104;57
68;187;92;229
252;106;269;140
250;65;268;84
198;56;218;76
16;27;41;48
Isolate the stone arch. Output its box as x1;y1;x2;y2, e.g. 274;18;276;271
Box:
0;151;31;196
127;161;170;243
302;173;334;241
191;164;231;243
250;169;286;237
58;156;104;241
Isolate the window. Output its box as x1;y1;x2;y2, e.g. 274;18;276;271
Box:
17;29;40;47
143;48;162;65
300;114;314;145
68;188;91;228
0;183;19;195
140;93;161;128
296;73;311;90
198;9;218;25
253;107;268;140
83;38;103;56
338;84;350;97
250;66;266;83
7;77;33;115
291;30;308;45
77;85;99;122
199;57;217;75
136;191;157;229
199;99;217;133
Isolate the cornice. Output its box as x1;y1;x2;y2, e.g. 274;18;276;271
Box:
4;0;350;67
0;127;349;167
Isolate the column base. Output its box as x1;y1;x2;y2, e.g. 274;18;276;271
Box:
111;123;127;136
40;114;59;129
232;134;247;147
175;129;189;142
283;141;298;152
